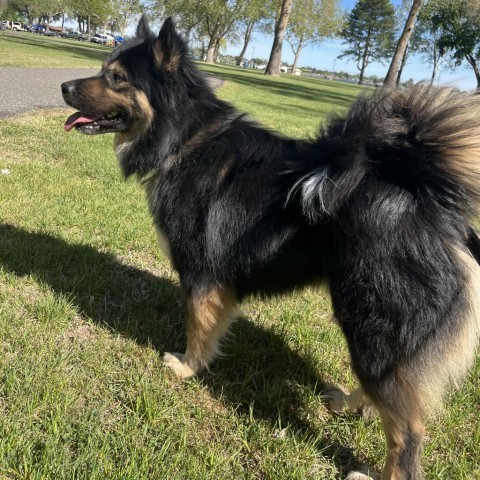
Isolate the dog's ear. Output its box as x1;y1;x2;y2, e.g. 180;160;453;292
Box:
154;17;185;72
158;17;177;48
136;14;152;39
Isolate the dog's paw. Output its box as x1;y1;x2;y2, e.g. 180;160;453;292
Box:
163;352;196;379
358;403;376;422
321;385;349;413
322;385;376;421
346;469;380;480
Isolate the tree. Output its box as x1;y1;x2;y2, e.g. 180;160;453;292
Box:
68;0;112;33
410;0;446;84
5;0;43;23
152;0;203;41
235;0;269;66
150;0;248;64
430;0;480;91
108;0;142;36
285;0;344;74
265;0;294;76
202;0;247;64
384;0;423;87
339;0;396;84
390;0;417;86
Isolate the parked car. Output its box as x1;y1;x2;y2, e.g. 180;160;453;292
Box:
91;33;115;45
90;34;104;44
65;31;88;41
43;25;66;37
30;24;47;34
4;21;27;31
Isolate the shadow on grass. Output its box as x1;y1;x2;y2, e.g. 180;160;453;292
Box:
208;68;362;107
0;223;363;477
1;34;109;64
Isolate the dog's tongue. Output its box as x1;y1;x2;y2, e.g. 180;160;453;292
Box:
64;112;97;132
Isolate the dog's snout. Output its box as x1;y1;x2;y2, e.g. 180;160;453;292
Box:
61;81;76;97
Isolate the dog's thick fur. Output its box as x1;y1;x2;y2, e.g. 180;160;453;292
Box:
62;16;480;479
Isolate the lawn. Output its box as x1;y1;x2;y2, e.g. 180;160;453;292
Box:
0;32;479;479
0;30;110;68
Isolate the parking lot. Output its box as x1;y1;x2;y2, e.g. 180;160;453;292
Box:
0;67;98;119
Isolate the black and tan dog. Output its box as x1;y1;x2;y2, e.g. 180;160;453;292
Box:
62;16;480;479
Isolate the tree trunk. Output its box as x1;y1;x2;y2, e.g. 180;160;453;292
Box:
358;37;370;84
358;63;366;85
213;39;221;63
237;20;255;66
384;0;423;87
205;41;216;64
265;0;294;76
205;20;222;64
395;44;409;87
430;45;439;85
291;39;303;74
466;54;480;92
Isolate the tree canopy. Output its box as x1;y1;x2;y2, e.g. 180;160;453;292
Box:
339;0;396;84
285;0;344;74
2;0;479;90
428;0;480;90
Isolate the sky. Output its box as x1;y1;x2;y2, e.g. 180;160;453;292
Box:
222;0;478;92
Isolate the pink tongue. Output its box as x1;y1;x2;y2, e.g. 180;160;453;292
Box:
64;112;98;132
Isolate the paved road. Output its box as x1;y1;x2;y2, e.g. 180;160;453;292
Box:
0;68;98;119
0;67;224;119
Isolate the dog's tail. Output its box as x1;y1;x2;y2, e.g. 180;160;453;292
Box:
294;85;480;221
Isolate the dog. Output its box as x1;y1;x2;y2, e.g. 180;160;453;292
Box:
61;16;480;480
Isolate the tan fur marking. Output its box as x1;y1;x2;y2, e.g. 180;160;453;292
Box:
217;154;235;186
396;87;480;209
164;287;239;378
114;90;155;160
346;411;424;480
85;78;104;98
166;52;181;72
377;408;425;480
107;60;129;79
153;44;181;72
153;45;163;67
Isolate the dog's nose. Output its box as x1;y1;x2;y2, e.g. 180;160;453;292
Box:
61;81;76;96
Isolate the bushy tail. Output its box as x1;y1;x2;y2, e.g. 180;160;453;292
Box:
295;85;480;220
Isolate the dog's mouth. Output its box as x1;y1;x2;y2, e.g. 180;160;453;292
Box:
64;111;129;134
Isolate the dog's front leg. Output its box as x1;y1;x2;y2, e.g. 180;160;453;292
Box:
164;286;238;379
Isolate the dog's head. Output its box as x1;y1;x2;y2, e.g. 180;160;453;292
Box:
61;16;192;136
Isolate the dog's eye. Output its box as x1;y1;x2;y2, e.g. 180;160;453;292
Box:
113;72;126;82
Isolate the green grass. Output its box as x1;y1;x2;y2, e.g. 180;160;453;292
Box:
0;30;111;68
0;35;479;479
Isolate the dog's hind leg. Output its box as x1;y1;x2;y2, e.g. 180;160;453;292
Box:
347;374;426;480
164;286;238;379
375;378;426;480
